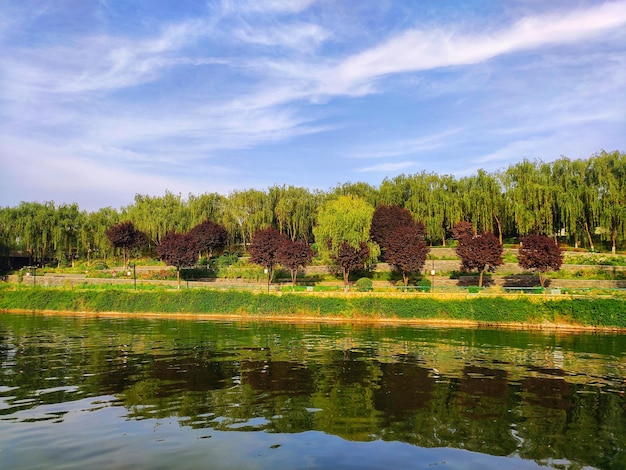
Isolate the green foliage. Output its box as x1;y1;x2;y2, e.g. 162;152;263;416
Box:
91;257;110;270
355;277;373;292
1;285;624;328
564;253;626;266
2;151;626;268
313;195;376;262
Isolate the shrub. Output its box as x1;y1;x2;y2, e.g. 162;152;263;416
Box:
92;260;109;270
355;277;373;292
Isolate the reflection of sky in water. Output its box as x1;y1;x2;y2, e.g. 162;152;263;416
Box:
0;315;624;469
2;396;546;470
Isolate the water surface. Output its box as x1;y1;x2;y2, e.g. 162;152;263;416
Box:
0;313;624;469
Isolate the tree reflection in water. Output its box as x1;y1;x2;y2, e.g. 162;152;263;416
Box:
0;314;624;469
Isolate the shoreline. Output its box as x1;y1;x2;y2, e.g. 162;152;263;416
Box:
3;308;625;333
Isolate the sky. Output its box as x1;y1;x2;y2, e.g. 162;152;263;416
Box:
1;0;625;211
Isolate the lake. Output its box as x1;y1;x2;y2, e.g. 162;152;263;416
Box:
0;313;624;469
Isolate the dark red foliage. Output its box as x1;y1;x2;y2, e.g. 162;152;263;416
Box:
385;224;430;285
518;234;563;286
332;242;370;287
451;221;474;241
277;239;314;287
249;228;287;291
189;220;228;259
453;222;503;287
157;231;198;288
370;205;416;250
105;221;148;266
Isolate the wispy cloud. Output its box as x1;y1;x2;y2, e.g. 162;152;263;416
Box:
1;1;624;208
345;129;464;160
222;0;318;16
356;162;416;173
327;1;626;94
233;22;330;51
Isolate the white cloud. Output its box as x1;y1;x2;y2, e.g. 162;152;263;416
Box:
474;139;549;165
328;1;626;93
356;162;416;173
223;0;317;15
346;129;463;160
233;23;330;51
0;136;231;211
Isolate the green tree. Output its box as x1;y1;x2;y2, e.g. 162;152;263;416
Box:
52;203;83;267
271;185;319;242
459;169;506;243
187;192;225;228
313;195;378;265
223;189;274;250
589;151;626;254
503;160;555;237
551;158;595;250
329;182;380;207
123;192;190;246
81;207;120;263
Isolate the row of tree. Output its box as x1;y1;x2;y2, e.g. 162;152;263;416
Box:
108;198;560;290
1;151;623;268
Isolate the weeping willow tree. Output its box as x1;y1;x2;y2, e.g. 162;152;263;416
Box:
313;195;379;266
122;191;191;246
590;151;626;254
81;207;119;264
503;160;555;237
187;192;225;228
271;185;320;242
222;188;274;250
551;157;597;250
459;169;507;243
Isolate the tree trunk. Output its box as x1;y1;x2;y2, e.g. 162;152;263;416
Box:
291;269;297;289
403;272;409;286
478;268;485;287
343;268;349;292
177;268;181;290
611;229;616;255
583;221;595;251
494;214;503;245
267;268;272;292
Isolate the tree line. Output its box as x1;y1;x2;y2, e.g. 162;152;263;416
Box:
1;150;624;270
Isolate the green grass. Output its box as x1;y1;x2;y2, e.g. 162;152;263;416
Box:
1;285;624;329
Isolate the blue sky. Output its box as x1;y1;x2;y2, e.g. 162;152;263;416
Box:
1;0;625;211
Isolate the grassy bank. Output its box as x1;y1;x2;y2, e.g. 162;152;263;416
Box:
1;286;624;329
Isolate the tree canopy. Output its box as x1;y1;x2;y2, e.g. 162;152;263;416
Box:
384;224;430;286
157;232;198;289
332;241;371;289
248;227;285;291
313;195;378;263
2;151;625;268
369;205;416;252
105;221;148;267
518;234;563;287
189;220;228;260
277;239;314;288
453;222;504;287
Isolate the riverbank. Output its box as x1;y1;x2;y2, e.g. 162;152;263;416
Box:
1;287;624;331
